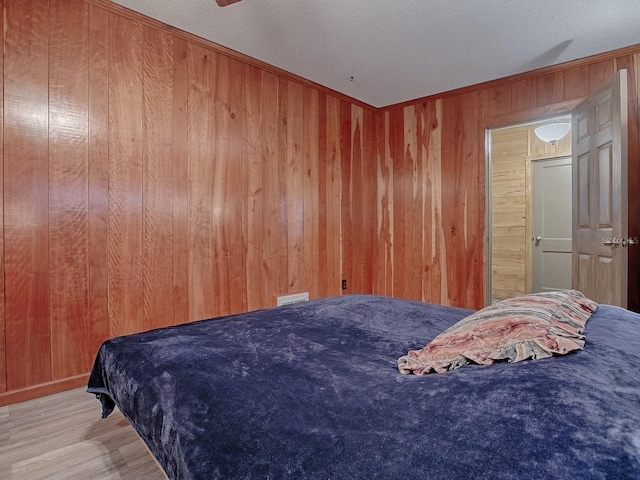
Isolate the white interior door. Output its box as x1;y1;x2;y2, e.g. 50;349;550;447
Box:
572;70;628;306
532;157;572;292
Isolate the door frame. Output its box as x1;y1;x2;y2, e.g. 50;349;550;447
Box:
483;99;583;306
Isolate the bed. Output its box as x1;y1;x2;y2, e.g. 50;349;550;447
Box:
87;294;640;479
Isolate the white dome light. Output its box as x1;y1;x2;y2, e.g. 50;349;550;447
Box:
534;122;571;144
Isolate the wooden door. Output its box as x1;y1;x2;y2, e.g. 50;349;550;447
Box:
532;157;572;293
572;70;628;306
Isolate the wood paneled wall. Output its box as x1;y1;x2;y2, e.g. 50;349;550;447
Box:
373;96;485;308
0;0;638;404
0;0;374;404
373;51;640;310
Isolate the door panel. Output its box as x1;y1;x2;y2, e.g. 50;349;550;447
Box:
541;251;572;290
532;157;572;292
572;70;628;306
597;143;614;227
596;255;615;305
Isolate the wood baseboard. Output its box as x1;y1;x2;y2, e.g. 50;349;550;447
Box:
0;374;89;407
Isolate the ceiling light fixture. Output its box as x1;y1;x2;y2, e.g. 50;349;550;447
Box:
534;121;571;144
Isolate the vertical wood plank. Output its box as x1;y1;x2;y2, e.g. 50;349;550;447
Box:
511;77;537;112
277;77;289;296
362;107;375;294
317;92;329;297
418;101;437;303
588;59;615;93
536;71;565;106
414;103;426;302
0;0;5;393
482;84;512;117
88;4;110;357
244;65;264;310
172;37;189;324
211;52;228;316
413;103;426;302
386;110;395;298
389;108;404;297
372;111;382;295
210;54;244;315
239;65;251;312
351;106;364;292
325;96;343;296
108;13;144;337
403;105;419;300
142;26;174;330
429;99;444;305
564;65;589;100
340;100;353;293
49;0;90;379
262;72;280;302
286;82;305;293
187;44;214;321
443;95;470;306
303;86;320;298
4;0;51;390
374;111;393;296
440;96;454;306
225;57;244;314
464;90;484;309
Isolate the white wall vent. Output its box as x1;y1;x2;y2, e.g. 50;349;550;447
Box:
276;292;309;306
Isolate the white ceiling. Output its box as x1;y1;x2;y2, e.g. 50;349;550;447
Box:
113;0;640;108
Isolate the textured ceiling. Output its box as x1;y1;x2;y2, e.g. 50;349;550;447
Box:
113;0;640;108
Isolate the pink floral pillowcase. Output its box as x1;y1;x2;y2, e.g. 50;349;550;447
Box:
398;290;598;375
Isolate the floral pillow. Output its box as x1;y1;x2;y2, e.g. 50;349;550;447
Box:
398;290;598;375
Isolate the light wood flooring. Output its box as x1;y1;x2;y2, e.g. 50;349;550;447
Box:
0;387;165;479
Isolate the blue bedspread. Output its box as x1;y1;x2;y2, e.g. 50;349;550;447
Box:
87;294;640;479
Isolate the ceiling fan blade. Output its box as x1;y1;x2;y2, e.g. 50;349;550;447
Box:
215;0;242;6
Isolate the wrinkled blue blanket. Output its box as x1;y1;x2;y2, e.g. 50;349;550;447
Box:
88;294;640;479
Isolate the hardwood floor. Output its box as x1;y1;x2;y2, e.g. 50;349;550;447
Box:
0;387;165;479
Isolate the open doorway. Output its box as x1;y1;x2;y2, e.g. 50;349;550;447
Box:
487;116;572;303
